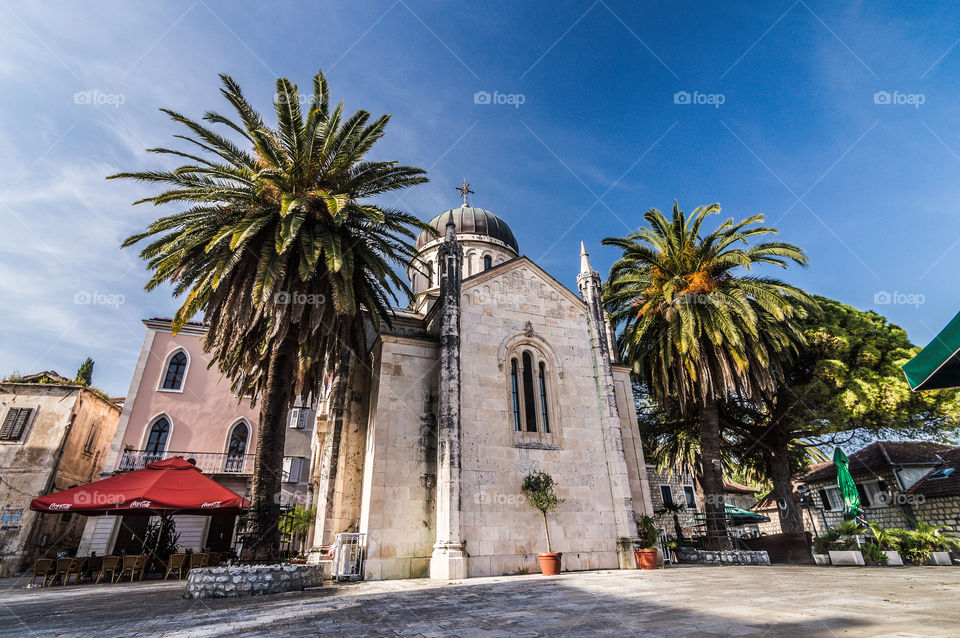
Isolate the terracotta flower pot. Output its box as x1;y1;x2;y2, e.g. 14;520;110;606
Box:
537;552;562;575
634;548;658;569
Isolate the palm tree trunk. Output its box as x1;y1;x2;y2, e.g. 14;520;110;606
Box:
673;513;684;542
244;330;298;562
769;435;805;534
699;398;731;550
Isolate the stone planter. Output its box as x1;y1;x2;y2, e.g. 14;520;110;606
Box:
677;548;770;565
926;551;953;566
184;564;324;599
813;553;831;566
883;551;904;566
828;550;865;566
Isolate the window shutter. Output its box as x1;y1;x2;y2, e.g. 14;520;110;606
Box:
1;408;31;441
818;488;833;511
290;408;307;429
282;457;304;483
660;485;674;506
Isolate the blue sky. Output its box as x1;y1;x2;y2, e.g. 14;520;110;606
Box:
2;0;960;396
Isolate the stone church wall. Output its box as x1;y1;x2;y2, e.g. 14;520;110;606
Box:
359;336;440;580
456;263;632;576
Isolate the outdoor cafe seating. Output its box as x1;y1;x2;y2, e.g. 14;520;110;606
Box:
51;557;82;585
29;552;225;586
26;457;248;589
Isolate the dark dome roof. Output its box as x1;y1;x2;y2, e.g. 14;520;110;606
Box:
416;206;518;252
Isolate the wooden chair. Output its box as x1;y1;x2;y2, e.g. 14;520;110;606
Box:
96;556;121;584
27;559;55;587
82;556;103;583
116;555;147;582
164;553;187;580
52;558;81;585
188;552;209;573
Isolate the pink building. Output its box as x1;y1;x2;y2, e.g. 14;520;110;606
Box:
78;319;313;557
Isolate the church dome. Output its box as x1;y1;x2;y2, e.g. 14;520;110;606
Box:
416;206;519;253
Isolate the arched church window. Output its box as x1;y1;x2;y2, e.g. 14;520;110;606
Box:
426;263;433;289
483;255;493;271
505;342;558;446
145;417;169;456
162;351;187;390
521;351;537;432
510;359;521;431
538;361;550;433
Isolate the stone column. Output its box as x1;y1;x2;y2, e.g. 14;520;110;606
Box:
577;242;640;568
430;220;468;580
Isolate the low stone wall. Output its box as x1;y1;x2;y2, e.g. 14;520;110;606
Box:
677;548;770;565
184;564;324;599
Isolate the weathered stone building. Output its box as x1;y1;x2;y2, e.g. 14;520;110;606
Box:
0;376;120;575
307;203;654;580
755;440;959;535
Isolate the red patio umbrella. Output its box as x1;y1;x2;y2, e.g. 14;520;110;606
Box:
30;457;248;516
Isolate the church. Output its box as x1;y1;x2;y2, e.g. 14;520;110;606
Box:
307;186;654;580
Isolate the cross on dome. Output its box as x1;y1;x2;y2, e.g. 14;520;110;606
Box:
455;179;474;206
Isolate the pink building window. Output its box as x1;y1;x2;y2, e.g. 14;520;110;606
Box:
162;352;187;390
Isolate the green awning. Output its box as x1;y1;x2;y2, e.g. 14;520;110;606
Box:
686;504;770;527
902;310;960;391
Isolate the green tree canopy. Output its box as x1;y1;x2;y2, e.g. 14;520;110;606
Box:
75;357;94;386
724;296;960;532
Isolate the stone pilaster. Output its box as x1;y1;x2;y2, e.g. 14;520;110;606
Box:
430;221;468;580
577;242;640;568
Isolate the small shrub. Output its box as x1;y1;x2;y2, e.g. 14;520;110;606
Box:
636;515;659;550
862;541;889;565
521;471;565;553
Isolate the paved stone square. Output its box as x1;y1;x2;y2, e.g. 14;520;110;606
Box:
1;565;958;637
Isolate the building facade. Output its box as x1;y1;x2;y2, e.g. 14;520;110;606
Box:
0;378;119;576
307;204;654;580
77;319;313;558
755;441;960;536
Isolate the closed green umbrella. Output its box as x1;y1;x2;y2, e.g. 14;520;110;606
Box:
833;448;862;521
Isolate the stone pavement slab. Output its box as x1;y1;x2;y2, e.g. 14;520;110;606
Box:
0;565;958;637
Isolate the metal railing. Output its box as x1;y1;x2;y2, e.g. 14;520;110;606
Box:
117;449;255;474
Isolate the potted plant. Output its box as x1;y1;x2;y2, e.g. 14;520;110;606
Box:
890;528;930;565
655;501;686;542
867;522;902;566
521;471;565;576
827;521;865;566
913;520;959;566
279;505;316;563
812;531;836;565
634;515;659;569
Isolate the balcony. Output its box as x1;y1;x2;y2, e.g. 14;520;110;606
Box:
118;449;254;475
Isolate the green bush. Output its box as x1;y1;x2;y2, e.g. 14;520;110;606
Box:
883;520;960;564
813;530;838;555
862;541;889;565
636;515;659;550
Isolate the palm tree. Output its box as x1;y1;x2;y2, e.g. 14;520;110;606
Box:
656;500;687;542
114;71;429;560
603;202;814;549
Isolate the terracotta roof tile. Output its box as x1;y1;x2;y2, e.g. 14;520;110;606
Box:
800;441;950;483
906;447;960;498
